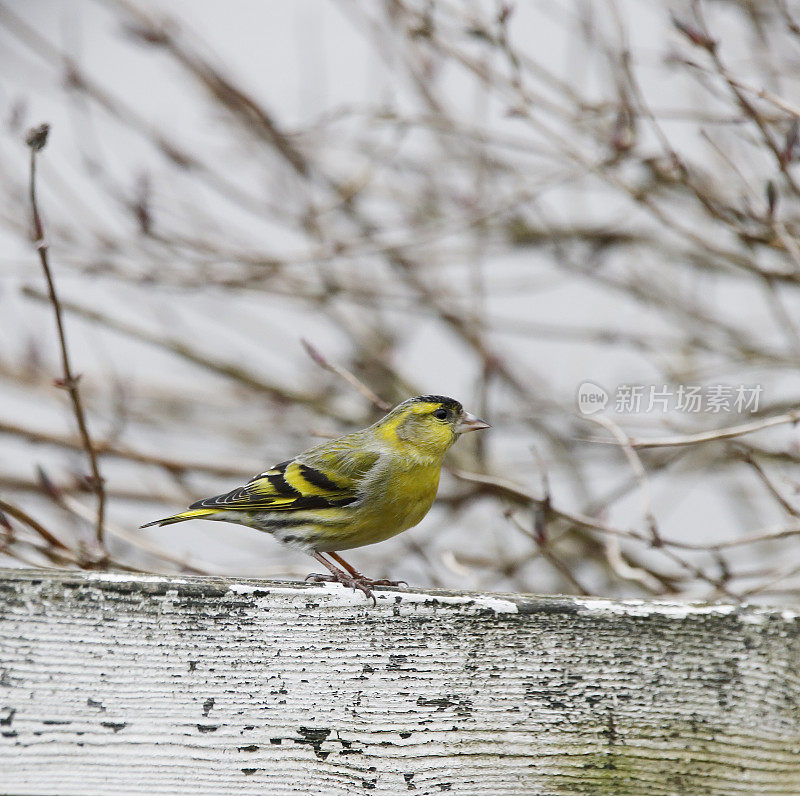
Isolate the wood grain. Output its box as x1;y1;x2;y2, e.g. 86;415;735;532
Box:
0;568;799;795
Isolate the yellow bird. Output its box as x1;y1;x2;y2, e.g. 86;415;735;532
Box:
142;396;489;601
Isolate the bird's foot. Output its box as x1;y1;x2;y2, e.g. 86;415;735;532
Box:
305;571;377;605
362;577;408;587
306;571;406;588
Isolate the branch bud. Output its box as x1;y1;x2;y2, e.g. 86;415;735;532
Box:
25;123;50;152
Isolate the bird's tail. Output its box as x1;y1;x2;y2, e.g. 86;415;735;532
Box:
140;508;218;528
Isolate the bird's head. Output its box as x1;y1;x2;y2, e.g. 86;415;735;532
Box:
375;395;490;459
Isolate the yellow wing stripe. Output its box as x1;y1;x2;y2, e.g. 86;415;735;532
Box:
282;462;349;496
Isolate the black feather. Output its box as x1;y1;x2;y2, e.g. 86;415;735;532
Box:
288;495;358;510
267;472;301;497
297;464;345;492
413;395;462;413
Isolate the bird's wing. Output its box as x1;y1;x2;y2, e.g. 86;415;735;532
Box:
189;450;381;512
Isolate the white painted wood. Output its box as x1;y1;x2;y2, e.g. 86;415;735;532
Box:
0;568;799;795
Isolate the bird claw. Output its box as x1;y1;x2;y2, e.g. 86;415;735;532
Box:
330;568;407;589
304;571;377;605
364;578;407;587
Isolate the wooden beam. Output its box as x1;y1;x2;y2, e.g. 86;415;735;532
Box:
0;568;798;794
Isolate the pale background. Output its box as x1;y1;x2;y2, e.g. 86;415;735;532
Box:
3;0;800;601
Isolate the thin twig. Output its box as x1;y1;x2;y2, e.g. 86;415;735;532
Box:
26;123;106;551
505;510;590;595
23;286;335;416
58;492;219;575
585;409;800;449
583;414;661;545
530;446;551;544
0;497;71;550
738;448;800;518
0;418;254;479
301;338;392;411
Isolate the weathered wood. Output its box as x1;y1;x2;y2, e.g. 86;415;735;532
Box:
0;568;798;795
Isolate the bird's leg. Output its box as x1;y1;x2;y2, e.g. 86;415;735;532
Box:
327;551;363;577
328;551;407;588
306;551;376;604
305;552;350;583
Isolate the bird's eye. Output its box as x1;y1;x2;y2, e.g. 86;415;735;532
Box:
433;408;448;420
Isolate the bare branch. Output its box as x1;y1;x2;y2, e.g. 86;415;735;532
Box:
0;497;71;551
585;410;800;450
301;339;391;412
25;124;106;551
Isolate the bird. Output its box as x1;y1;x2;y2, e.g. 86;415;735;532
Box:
141;395;491;603
142;395;490;602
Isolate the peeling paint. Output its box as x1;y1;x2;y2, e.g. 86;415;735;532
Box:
227;580;520;613
0;567;799;795
576;597;742;619
83;571;192;586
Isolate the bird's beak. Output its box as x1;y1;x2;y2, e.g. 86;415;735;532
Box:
456;411;491;434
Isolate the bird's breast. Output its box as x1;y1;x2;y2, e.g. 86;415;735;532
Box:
316;459;441;551
379;461;441;526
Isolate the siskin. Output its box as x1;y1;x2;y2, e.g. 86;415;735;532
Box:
142;395;490;601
